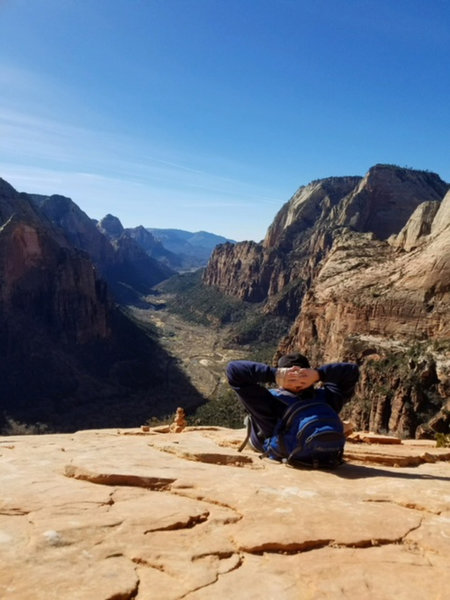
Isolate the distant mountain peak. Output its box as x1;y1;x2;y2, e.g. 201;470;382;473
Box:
146;227;236;269
98;214;124;238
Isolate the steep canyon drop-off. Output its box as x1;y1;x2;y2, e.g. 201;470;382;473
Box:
0;178;204;432
1;164;449;438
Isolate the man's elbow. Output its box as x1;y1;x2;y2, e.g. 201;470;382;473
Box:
225;361;241;387
349;363;360;385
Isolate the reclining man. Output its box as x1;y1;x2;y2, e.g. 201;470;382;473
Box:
226;352;359;452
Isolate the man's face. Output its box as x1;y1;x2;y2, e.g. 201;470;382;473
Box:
282;367;306;393
280;366;318;393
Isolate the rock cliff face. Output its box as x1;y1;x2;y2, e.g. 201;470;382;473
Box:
0;179;204;432
333;164;446;238
204;165;448;308
203;165;450;438
31;198;174;303
204;176;362;309
283;210;450;360
124;224;182;270
202;241;270;302
279;188;450;437
1;181;111;345
388;200;441;251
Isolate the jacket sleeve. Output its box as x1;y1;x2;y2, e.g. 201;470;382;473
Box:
226;361;286;439
226;360;277;388
316;362;360;412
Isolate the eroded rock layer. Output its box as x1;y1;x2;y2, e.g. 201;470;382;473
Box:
203;165;448;308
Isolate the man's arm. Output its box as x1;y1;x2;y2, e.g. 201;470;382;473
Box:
226;360;285;439
226;360;277;388
316;362;360;412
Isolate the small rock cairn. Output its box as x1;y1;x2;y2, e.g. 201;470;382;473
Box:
169;407;187;433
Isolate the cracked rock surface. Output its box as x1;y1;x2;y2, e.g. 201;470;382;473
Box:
1;427;449;599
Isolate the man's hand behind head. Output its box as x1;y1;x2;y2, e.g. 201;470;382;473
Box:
276;366;319;393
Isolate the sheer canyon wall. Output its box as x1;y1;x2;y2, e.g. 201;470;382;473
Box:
203;165;450;438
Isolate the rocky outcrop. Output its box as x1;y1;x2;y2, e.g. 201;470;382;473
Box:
103;232;174;300
0;179;204;431
1;181;111;345
202;165;449;438
126;224;182;270
334;164;447;239
387;188;450;252
203;165;448;312
31;198;174;303
278;185;450;438
97;213;125;238
203;241;273;302
281;223;450;361
204;176;361;307
95;214;176;292
388;200;440;251
1;426;449;599
263;175;361;249
431;188;450;236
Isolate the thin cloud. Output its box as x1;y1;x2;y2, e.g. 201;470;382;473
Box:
1;162;275;241
0;61;282;240
1;104;282;204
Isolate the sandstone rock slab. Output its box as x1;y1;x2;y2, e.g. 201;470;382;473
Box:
1;427;449;599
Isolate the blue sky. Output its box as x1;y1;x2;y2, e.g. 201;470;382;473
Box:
1;0;449;241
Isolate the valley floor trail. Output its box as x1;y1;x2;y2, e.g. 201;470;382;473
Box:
128;296;249;401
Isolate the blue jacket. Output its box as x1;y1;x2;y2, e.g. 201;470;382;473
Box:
226;360;359;413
